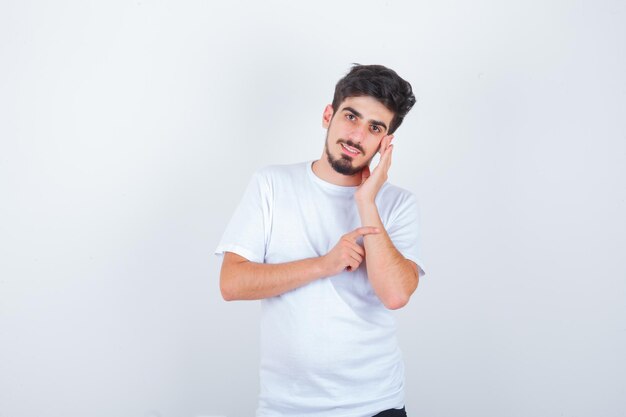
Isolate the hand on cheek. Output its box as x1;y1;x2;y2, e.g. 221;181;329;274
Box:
380;135;394;155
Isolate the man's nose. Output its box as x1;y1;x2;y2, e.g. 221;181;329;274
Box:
348;124;367;144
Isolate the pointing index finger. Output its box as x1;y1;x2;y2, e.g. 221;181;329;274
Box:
346;226;381;240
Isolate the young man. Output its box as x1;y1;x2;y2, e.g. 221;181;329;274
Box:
215;64;426;417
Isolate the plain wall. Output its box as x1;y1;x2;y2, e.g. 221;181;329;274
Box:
1;1;625;416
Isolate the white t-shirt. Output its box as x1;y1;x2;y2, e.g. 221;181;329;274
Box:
215;160;426;417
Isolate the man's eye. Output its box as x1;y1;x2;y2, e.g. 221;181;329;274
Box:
346;114;355;120
371;125;380;132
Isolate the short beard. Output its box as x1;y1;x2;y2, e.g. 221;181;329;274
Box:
324;132;377;176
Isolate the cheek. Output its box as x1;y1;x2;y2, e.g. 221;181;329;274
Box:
369;141;382;155
328;121;341;135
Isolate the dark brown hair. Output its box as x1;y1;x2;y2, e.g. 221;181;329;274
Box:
332;64;416;134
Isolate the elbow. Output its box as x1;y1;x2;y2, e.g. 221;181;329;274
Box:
220;282;234;301
219;272;237;301
384;294;410;310
220;285;235;302
381;267;418;310
383;278;417;310
219;253;250;301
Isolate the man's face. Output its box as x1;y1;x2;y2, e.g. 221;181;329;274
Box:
322;96;394;176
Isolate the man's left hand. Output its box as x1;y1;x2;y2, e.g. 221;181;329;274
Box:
355;135;394;204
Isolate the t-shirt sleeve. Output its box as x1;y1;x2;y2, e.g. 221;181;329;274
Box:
385;193;426;277
214;171;270;263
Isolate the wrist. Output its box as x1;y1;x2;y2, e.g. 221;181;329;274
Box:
355;194;376;206
316;255;331;277
357;200;383;231
356;199;377;214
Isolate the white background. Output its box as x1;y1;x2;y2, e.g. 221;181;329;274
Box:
1;1;625;416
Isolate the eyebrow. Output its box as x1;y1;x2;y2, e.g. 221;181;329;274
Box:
341;106;388;133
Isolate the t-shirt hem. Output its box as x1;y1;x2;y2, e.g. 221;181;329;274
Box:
256;390;404;417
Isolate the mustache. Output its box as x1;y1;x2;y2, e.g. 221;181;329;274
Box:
337;139;364;153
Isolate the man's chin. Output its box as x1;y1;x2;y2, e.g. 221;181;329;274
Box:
330;159;366;176
325;145;369;176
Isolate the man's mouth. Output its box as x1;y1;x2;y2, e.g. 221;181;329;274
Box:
341;143;360;156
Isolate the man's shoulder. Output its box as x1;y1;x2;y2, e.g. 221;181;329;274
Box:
379;181;417;202
377;182;421;218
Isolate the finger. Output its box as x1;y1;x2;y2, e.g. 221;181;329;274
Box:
346;259;359;272
346;226;380;240
377;136;389;155
382;139;393;157
348;248;363;264
345;256;359;271
340;237;365;257
380;143;393;168
374;144;391;171
345;240;365;257
384;144;393;163
382;135;393;152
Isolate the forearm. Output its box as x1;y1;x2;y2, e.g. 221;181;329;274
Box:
221;255;329;301
357;200;418;309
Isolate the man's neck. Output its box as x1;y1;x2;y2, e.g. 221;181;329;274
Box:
311;156;362;187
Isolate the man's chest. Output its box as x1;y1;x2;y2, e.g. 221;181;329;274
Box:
264;189;361;264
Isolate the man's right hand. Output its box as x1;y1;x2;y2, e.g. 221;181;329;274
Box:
220;226;381;301
321;226;381;276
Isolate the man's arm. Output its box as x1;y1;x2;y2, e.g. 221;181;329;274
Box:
220;252;327;301
353;137;420;310
219;226;380;301
356;201;419;310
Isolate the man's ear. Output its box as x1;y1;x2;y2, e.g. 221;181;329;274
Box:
322;104;334;128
